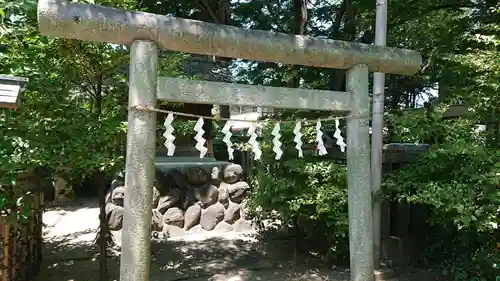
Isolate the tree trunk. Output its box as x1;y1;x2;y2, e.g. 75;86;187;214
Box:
199;0;232;127
328;0;346;91
94;74;108;281
219;104;230;119
289;0;308;89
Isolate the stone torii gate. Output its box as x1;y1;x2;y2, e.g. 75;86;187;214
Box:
37;1;421;281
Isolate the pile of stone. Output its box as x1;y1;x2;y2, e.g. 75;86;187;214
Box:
105;163;255;239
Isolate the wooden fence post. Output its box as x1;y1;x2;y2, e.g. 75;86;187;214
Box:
2;220;10;281
11;211;17;280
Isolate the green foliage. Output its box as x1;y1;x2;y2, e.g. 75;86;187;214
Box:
385;143;500;231
250;159;349;259
384;115;500;281
0;1;128;180
384;142;500;280
246;120;349;260
386;106;482;144
0;0;187;218
382;11;500;274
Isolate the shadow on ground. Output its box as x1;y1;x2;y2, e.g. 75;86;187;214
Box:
36;231;351;281
35;201;440;281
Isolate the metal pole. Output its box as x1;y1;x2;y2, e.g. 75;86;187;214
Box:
346;65;374;281
120;40;158;281
371;0;388;269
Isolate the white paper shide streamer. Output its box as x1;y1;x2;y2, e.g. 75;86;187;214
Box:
247;123;262;160
271;122;283;160
293;122;304;158
316;120;328;156
194;117;208;158
221;122;234;160
163;113;176;156
334;117;347;152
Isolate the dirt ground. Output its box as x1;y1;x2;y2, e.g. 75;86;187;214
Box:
35;200;438;281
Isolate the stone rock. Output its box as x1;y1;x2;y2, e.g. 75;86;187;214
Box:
227;181;251;203
181;188;196;210
211;167;222;186
222;164;243;184
186;167;210;185
211;167;220;180
184;204;202;230
200;203;225;231
163;225;185;239
105;202;116;216
156;169;189;195
152;186;160;209
166;169;188;190
104;186;125;207
233;218;254;233
187;224;206;234
211;179;222;187
156;189;181;214
240;200;253;220
224;202;241;224
214;221;234;232
111;186;125;206
107;205;124;231
194;184;219;208
152;231;163;240
155;169;169;195
163;207;185;228
151;209;163;231
218;188;230;209
218;183;230;208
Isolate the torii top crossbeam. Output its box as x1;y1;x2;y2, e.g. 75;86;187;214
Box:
37;0;421;76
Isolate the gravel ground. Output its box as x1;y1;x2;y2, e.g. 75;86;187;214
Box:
35;200;437;281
